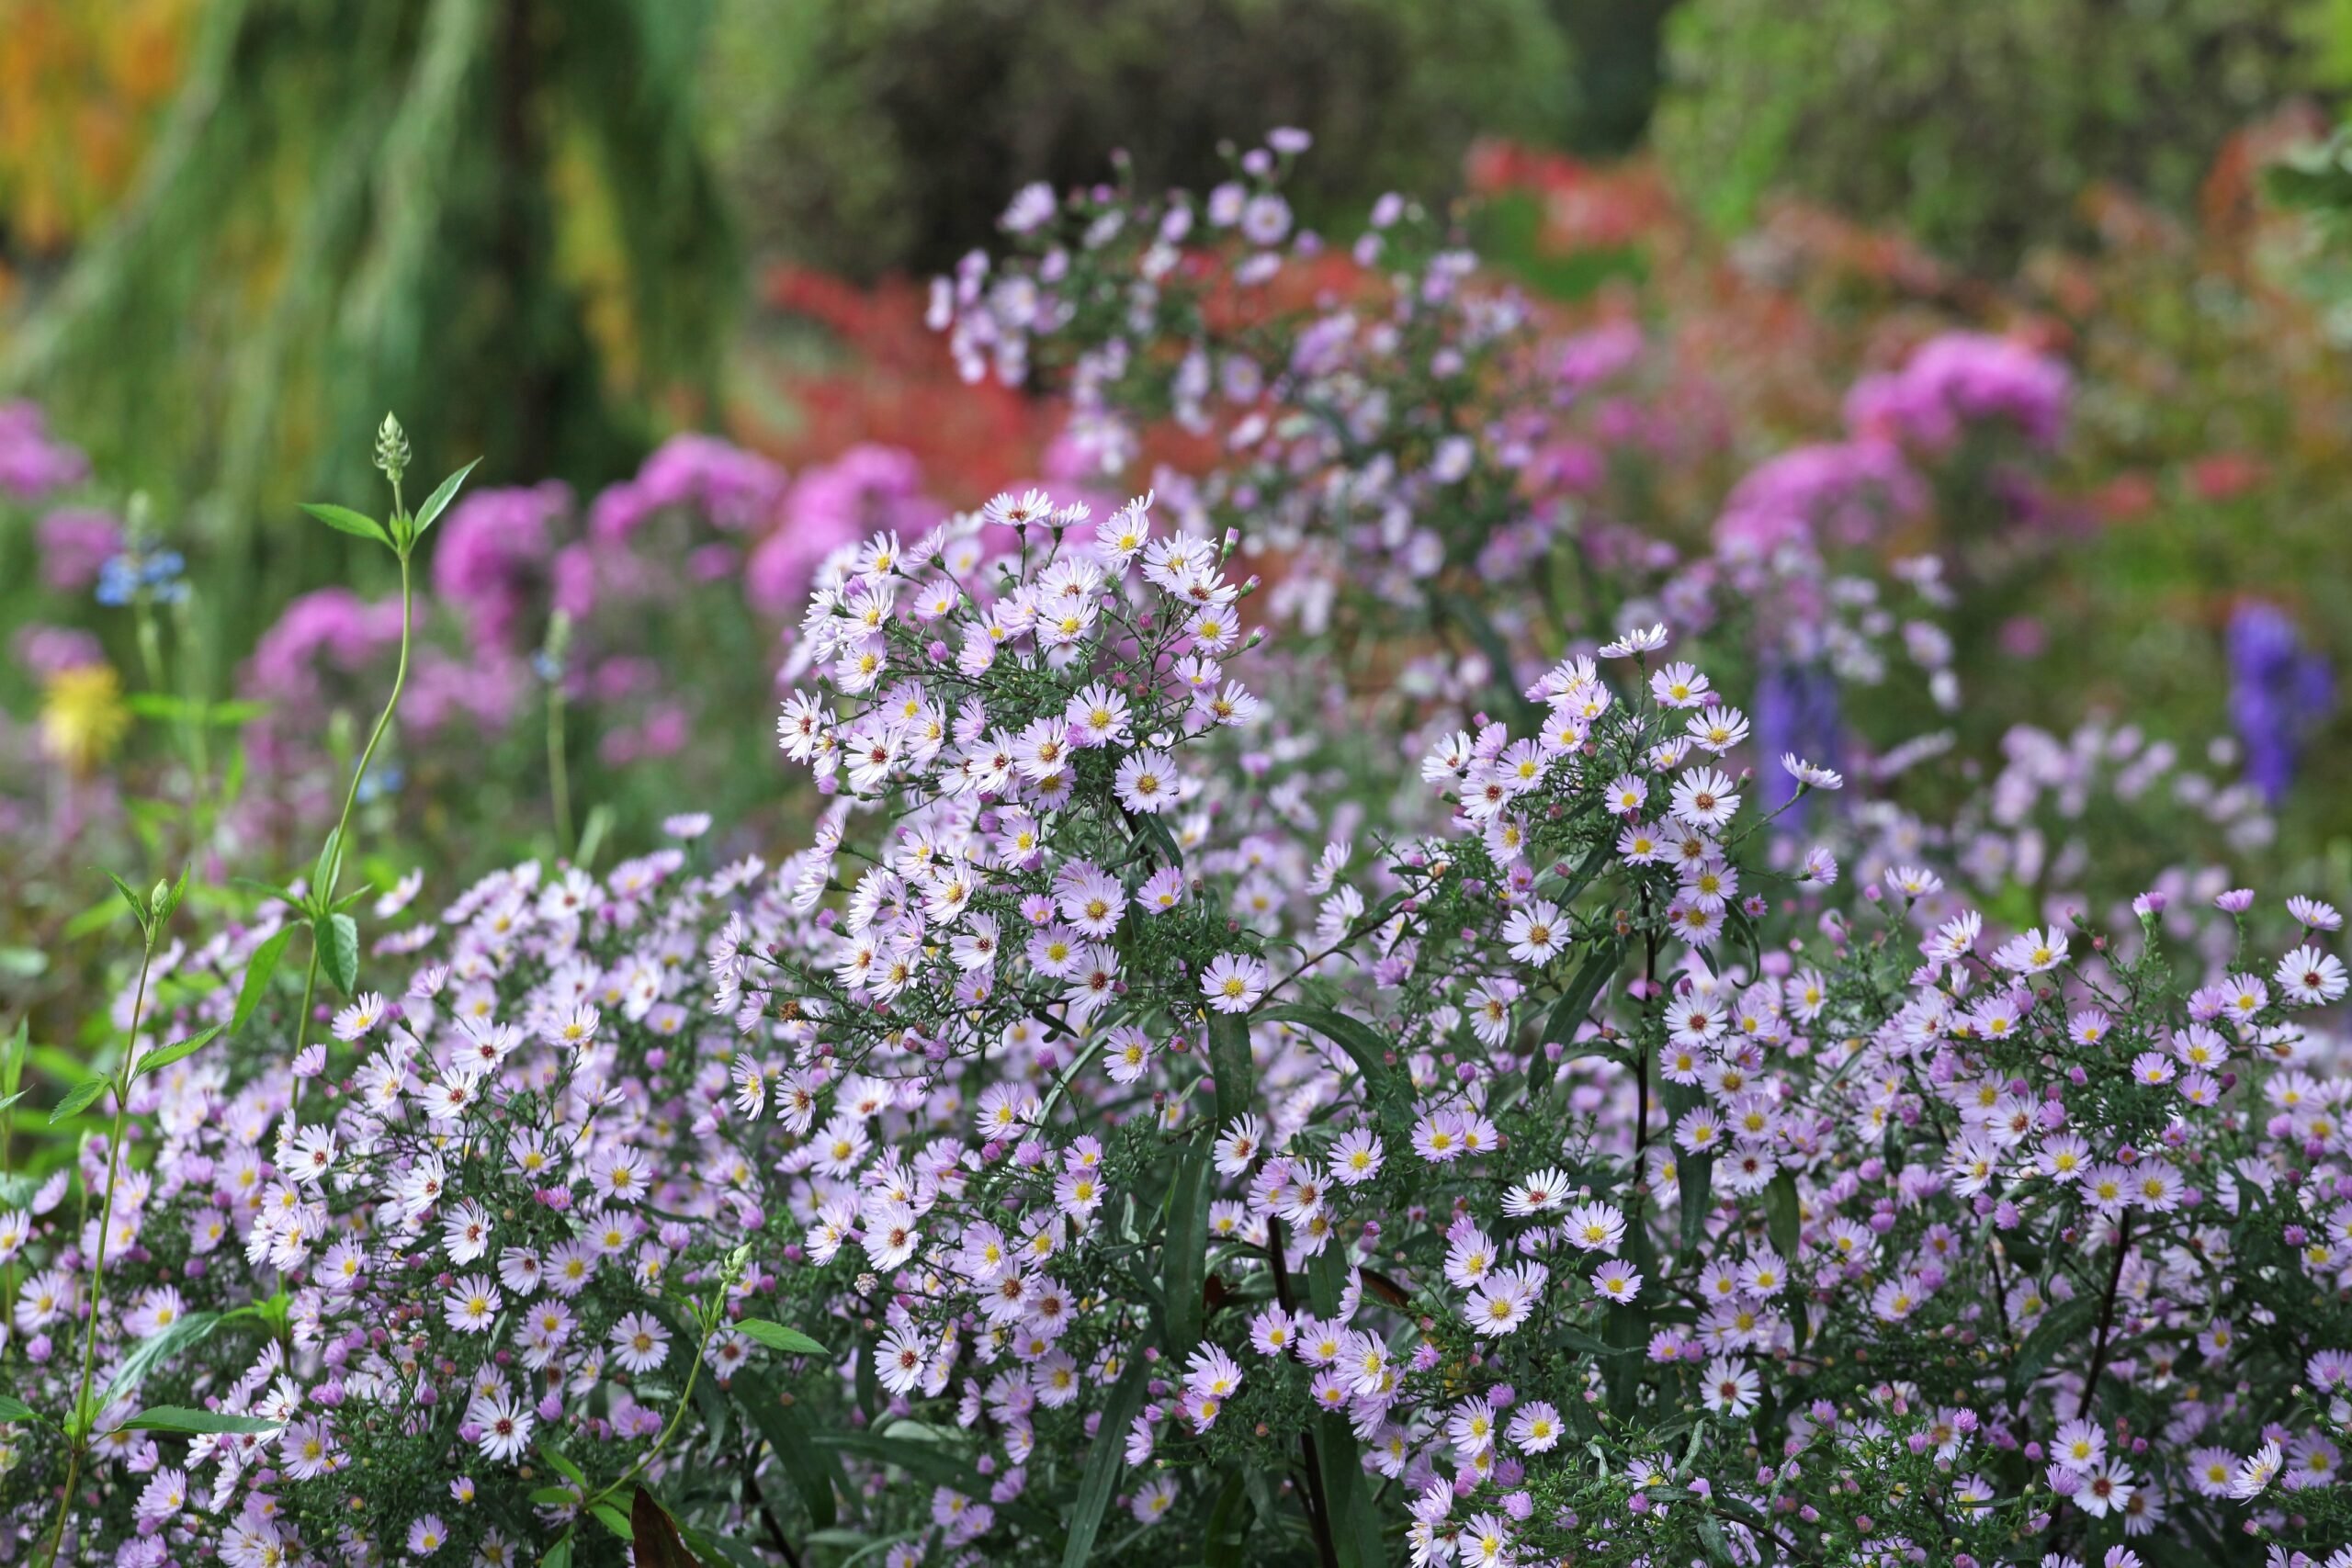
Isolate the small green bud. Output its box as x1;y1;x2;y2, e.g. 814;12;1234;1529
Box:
374;412;411;485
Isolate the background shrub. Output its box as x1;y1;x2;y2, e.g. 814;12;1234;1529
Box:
1653;0;2325;269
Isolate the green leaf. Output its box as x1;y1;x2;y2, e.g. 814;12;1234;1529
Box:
735;1318;826;1356
123;693;204;722
120;1405;280;1435
101;1311;223;1407
206;699;272;727
1299;1242;1384;1568
134;1025;221;1084
0;1393;39;1423
316;913;359;996
1129;811;1184;871
819;1428;1055;1532
1553;1324;1635;1358
526;1486;577;1506
540;1445;588;1486
1259;1003;1397;1112
300;502;391;547
733;1372;842;1531
1204;1011;1255;1130
1696;1510;1736;1565
50;1073;112;1125
232;929;294;1037
149;866;189;931
1057;1352;1149;1568
2009;1296;2101;1394
590;1504;632;1540
541;1537;571;1568
105;870;152;931
1763;1171;1801;1262
1678;1152;1714;1255
1531;937;1625;1095
0;948;45;980
311;829;345;908
1202;1466;1251;1567
1161;1135;1214;1356
412;457;482;538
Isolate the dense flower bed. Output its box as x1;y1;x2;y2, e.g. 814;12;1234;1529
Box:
2;134;2348;1568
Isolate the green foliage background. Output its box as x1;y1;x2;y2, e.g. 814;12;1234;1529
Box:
704;0;1577;276
1654;0;2326;269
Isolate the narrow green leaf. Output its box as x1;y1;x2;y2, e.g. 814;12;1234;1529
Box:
105;870;151;931
1297;1241;1384;1567
1161;1136;1213;1355
101;1311;223;1407
1679;1152;1714;1254
300;502;391;547
735;1319;826;1356
590;1503;633;1540
1204;1011;1255;1130
818;1428;1055;1532
1259;1003;1396;1111
317;913;359;996
541;1537;571;1568
123;693;204;721
540;1445;588;1486
1057;1352;1149;1567
232;929;294;1037
206;699;272;726
526;1486;576;1506
134;1026;221;1084
311;829;344;907
0;1393;39;1423
1531;937;1625;1094
733;1372;842;1530
50;1073;112;1125
2010;1296;2101;1394
412;457;482;538
1763;1171;1801;1262
1553;1324;1636;1358
1202;1466;1250;1567
120;1405;280;1435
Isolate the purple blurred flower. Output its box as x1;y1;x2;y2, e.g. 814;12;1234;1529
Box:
36;508;124;591
590;434;786;545
243;588;408;706
1845;333;2071;453
1714;440;1923;554
0;401;91;501
1754;660;1844;830
747;445;938;616
431;482;571;649
12;624;105;678
2227;601;2333;806
1546;321;1643;400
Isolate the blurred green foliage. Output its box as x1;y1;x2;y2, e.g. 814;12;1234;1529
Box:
705;0;1576;276
1654;0;2326;269
3;0;735;551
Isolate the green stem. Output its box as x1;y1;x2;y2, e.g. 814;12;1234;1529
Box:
292;549;413;1098
40;932;158;1568
548;673;572;862
583;1307;721;1511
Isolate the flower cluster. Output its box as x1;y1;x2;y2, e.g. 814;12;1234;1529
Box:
9;146;2351;1568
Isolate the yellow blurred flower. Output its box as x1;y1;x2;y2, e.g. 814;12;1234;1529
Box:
39;661;130;773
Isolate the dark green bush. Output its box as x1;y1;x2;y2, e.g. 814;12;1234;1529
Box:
707;0;1573;276
1653;0;2325;270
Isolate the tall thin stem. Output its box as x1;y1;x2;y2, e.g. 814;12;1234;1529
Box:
41;933;158;1568
547;671;572;862
292;549;413;1098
